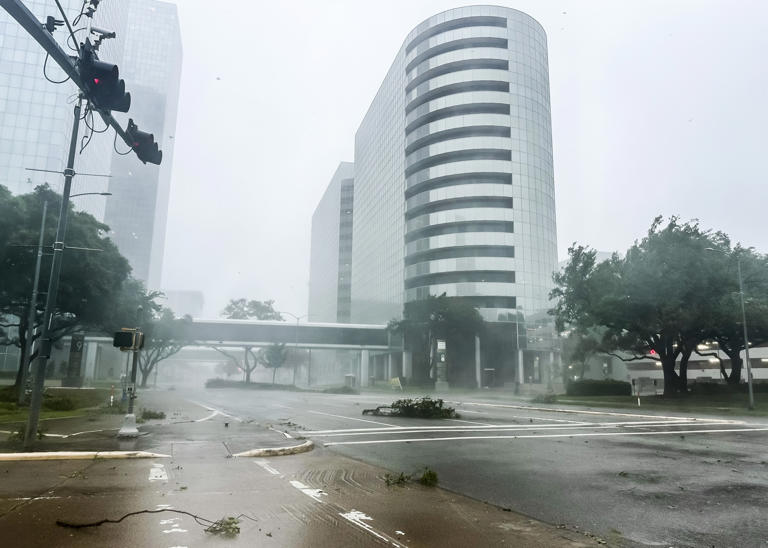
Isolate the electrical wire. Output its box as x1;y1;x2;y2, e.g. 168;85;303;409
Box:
72;0;88;27
113;131;133;155
43;53;70;84
65;27;88;53
54;0;80;55
85;107;109;134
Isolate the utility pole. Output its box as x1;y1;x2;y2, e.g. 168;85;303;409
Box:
737;258;755;410
24;98;82;448
18;201;47;405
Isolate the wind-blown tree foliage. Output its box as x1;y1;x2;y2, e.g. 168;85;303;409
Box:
695;247;768;383
258;343;287;384
0;184;131;389
217;298;285;383
221;298;283;321
550;217;733;396
137;308;192;388
389;293;484;386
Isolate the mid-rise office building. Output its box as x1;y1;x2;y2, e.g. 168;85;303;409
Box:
352;5;557;325
308;162;354;323
310;6;559;386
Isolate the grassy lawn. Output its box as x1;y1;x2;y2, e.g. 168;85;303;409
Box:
0;386;112;425
556;393;768;417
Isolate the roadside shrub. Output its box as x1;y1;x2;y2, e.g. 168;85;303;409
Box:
322;386;359;395
384;472;411;486
43;396;76;411
141;408;166;420
390;396;459;419
419;467;438;487
531;393;557;404
566;379;631;396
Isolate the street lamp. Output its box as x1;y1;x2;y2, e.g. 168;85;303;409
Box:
705;247;754;410
278;311;307;386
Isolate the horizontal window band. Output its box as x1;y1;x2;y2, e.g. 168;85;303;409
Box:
404;270;515;289
405;245;515;266
406;37;509;73
449;295;518;309
406;80;510;114
406;16;507;54
405;196;513;220
406;125;511;155
405;172;512;199
406;102;510;135
405;59;509;94
405;148;511;178
405;220;514;243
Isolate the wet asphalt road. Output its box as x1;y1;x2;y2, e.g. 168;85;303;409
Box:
192;388;768;548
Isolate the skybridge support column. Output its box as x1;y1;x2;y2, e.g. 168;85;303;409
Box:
402;350;412;380
360;349;369;387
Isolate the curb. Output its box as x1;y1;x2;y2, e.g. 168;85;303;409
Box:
0;450;170;461
233;439;314;458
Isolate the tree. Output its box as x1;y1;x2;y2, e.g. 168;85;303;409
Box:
696;247;768;383
221;298;283;320
258;343;287;384
0;185;131;390
550;217;731;396
389;294;484;386
212;346;243;379
137;308;192;388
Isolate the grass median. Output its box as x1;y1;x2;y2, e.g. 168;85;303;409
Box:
556;393;768;417
0;386;113;425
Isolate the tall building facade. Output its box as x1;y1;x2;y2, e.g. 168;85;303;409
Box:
351;6;557;325
308;162;354;322
99;0;182;288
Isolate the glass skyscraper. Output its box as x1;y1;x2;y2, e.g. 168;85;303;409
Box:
351;6;557;325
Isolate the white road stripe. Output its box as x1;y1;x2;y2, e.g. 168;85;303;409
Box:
308;421;736;438
302;419;712;435
289;480;326;502
324;427;768;446
148;462;168;482
447;400;743;422
254;459;281;475
340;510;404;547
445;418;492;425
307;410;400;428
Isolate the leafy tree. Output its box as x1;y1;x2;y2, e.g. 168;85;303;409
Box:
137;308;192;388
221;298;283;320
212;347;244;380
389;294;484;386
258;343;287;384
695;247;768;383
0;185;131;389
551;217;730;396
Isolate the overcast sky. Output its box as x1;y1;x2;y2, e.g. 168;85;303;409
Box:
159;0;768;318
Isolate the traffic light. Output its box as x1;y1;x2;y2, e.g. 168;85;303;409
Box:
77;40;130;112
113;330;144;350
126;119;163;165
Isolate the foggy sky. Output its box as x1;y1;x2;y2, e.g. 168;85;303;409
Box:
160;0;768;318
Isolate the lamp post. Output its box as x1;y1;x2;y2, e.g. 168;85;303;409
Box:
278;311;307;386
706;247;754;410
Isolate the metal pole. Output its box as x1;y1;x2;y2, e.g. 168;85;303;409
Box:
737;259;754;410
307;349;312;386
19;201;47;405
24;98;81;448
127;306;143;415
292;317;299;385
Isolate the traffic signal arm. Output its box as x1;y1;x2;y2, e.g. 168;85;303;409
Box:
0;0;161;164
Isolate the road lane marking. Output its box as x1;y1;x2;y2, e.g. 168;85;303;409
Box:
149;463;168;482
447;400;745;423
307;421;736;438
289;480;326;502
192;402;243;422
323;426;768;446
340;510;404;547
307;410;400;428
254;459;281;475
445;418;492;425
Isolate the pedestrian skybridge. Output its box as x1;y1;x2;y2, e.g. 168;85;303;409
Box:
187;319;395;350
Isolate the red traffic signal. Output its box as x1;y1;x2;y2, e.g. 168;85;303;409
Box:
78;40;131;112
126;119;163;165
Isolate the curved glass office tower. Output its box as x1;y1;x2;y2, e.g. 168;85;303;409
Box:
351;5;557;324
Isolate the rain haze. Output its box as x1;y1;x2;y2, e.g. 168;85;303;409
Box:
163;0;768;317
